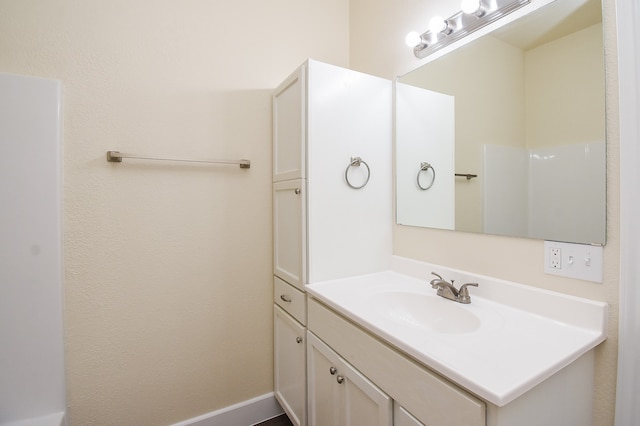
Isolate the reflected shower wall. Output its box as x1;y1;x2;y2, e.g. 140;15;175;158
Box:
483;145;528;237
529;141;606;243
484;141;605;244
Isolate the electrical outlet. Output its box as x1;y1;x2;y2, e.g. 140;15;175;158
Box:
550;248;561;269
544;241;603;283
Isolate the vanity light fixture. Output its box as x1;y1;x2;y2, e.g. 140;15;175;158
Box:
406;0;530;58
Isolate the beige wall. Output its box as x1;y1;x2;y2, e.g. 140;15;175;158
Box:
350;0;619;424
0;1;348;424
526;23;605;149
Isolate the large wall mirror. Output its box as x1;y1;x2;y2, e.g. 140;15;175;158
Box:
395;0;606;245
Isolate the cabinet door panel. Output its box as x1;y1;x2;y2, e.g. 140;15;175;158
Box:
307;331;341;426
394;403;425;426
273;179;306;289
308;332;391;426
342;360;392;426
274;306;306;426
273;65;306;181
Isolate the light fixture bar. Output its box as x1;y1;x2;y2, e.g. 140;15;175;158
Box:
413;0;530;59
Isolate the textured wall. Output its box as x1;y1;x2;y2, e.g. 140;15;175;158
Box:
350;0;620;424
0;1;348;424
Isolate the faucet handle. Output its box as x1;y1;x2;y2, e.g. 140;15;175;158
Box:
457;282;478;304
430;271;443;280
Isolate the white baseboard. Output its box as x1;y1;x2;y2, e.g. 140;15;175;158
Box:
170;393;285;426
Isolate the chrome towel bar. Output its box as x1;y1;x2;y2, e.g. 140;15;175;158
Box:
455;173;477;180
106;151;251;168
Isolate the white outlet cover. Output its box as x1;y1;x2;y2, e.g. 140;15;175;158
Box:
544;241;604;283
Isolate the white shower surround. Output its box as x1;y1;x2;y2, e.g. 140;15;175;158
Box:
0;73;66;425
615;0;640;424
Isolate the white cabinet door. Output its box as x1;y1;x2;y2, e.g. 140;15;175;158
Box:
273;64;306;182
307;332;392;426
274;306;307;426
340;357;393;426
273;179;306;290
307;331;341;426
394;403;425;426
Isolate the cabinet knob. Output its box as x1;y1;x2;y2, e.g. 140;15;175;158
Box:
329;366;337;375
296;336;303;344
294;188;301;194
336;375;345;384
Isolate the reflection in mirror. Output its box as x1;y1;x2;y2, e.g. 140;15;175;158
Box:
395;0;605;245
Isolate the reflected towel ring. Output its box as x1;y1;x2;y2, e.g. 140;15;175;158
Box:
345;157;370;189
417;162;435;190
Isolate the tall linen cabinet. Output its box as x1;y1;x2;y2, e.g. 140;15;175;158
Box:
272;59;392;426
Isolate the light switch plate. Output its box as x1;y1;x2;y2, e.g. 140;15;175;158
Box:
544;241;603;283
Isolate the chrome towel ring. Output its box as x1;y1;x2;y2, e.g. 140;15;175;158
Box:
417;162;435;190
345;156;370;189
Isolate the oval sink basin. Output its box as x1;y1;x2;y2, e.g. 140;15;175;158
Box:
367;291;481;334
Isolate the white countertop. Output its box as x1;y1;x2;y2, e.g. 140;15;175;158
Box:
305;257;608;406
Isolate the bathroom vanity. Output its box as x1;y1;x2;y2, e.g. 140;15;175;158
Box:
307;298;483;426
272;59;607;426
305;256;608;426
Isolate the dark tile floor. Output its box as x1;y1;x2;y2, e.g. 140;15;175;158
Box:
255;413;293;426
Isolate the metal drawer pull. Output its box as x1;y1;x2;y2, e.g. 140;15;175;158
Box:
294;188;301;194
336;375;345;384
280;294;292;303
329;367;337;375
296;336;303;344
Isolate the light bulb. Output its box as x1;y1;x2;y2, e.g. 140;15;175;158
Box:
428;16;448;34
461;0;480;13
461;0;486;16
405;31;423;48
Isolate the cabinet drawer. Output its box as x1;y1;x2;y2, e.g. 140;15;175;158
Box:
274;276;307;325
307;297;485;426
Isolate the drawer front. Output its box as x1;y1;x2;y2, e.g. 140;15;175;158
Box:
307;297;486;426
274;276;307;325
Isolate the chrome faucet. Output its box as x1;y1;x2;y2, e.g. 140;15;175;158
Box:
429;272;478;304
